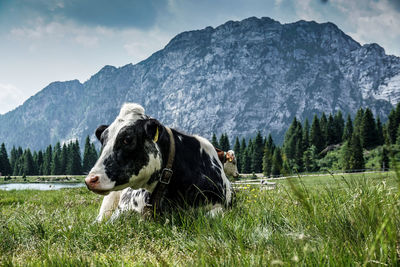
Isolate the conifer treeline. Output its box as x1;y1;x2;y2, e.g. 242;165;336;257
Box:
0;136;98;176
2;104;400;177
213;105;398;176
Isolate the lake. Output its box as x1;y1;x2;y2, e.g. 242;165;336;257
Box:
0;183;85;191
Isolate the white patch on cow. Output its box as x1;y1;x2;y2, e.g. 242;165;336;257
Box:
95;191;121;222
88;103;147;191
193;135;233;205
126;142;162;192
110;188;149;221
206;203;224;218
177;134;183;142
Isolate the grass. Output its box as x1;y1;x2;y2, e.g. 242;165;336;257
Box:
0;172;399;266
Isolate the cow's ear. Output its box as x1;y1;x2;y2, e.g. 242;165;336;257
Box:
95;125;109;141
144;119;161;142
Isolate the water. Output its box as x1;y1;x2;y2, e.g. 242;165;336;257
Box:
0;183;85;191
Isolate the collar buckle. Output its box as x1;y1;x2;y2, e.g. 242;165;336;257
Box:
159;168;173;184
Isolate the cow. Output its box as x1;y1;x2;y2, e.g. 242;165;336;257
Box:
85;103;233;222
216;149;240;179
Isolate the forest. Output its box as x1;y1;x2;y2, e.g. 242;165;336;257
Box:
2;104;400;177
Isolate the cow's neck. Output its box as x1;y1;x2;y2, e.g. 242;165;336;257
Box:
144;126;175;217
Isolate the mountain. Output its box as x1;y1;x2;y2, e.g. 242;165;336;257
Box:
1;16;400;151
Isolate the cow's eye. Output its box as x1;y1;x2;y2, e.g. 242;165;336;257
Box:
123;136;133;145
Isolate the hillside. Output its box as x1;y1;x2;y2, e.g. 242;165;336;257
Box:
1;16;399;150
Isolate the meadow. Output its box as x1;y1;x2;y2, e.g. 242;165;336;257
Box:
0;172;399;266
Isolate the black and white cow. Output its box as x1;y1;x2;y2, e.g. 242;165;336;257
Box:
85;103;233;221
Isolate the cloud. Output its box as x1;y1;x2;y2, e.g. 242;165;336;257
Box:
331;0;400;55
10;0;168;30
0;83;25;114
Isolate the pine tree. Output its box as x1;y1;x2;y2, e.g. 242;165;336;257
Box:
67;141;82;175
242;147;252;174
37;150;44;175
82;136;93;173
233;137;241;172
376;117;384;146
341;140;352;172
42;145;52;175
60;144;68;174
303;145;318;172
360;108;378;149
51;142;62;175
251;131;264;173
302;118;310;151
9;146;17;174
310;115;325;154
342;114;353;141
334;111;345;144
320;113;328;147
0;143;12;176
350;133;364;171
326;114;336;146
219;133;230;151
239;138;247;173
22;149;35;175
211;133;219;148
271;148;283;176
353;108;364;136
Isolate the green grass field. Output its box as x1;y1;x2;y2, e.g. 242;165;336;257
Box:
1;172;399;266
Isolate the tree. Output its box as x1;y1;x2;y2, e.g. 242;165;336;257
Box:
251;131;264;173
303;145;318;172
233;137;241;172
66;141;82;175
42;145;53;175
320;113;328;146
83;136;98;174
387;103;400;144
310;115;325;154
350;133;364;171
334;111;344;144
0;143;12;175
353;108;364;136
326;114;336;146
219;133;230;151
302;118;310;151
239;138;247;173
271;148;283;176
360;108;378;149
242;147;252;174
22;149;35;175
262;134;275;177
211;133;219;148
342;114;353;142
51;142;62;175
376;117;384;146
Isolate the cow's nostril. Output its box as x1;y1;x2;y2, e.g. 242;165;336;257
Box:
90;176;99;184
85;175;100;187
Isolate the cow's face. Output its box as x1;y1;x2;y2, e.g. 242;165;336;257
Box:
224;150;239;178
85;103;162;195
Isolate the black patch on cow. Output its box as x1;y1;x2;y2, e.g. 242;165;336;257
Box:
102;120;161;186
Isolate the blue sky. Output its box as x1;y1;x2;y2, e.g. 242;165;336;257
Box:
1;0;399;114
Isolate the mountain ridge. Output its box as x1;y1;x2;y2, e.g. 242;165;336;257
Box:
1;16;399;151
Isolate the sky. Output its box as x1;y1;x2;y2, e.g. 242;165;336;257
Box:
0;0;399;114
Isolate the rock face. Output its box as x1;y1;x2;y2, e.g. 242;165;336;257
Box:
1;16;400;150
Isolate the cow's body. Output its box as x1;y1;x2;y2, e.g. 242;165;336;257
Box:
86;103;232;221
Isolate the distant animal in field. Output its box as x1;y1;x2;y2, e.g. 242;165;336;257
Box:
216;148;239;179
85;103;233;221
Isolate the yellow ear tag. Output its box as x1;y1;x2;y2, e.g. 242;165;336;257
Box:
153;127;159;143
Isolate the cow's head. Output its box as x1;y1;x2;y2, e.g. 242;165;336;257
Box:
223;150;239;178
85;103;163;195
